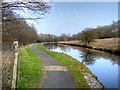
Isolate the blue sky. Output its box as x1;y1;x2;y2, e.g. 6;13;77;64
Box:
15;2;118;36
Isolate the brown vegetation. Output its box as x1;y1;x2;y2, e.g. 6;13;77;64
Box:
2;50;14;89
2;12;40;45
91;38;119;50
2;2;51;45
59;38;119;54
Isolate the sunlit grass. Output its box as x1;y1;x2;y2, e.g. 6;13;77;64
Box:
38;43;91;88
17;45;44;88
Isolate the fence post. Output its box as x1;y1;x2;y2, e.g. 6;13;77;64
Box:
11;41;18;89
0;2;2;90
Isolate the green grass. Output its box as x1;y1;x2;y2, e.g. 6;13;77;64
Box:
17;45;44;88
38;44;91;88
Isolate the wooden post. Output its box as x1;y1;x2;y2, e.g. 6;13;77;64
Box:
11;41;18;89
13;41;18;53
0;2;2;90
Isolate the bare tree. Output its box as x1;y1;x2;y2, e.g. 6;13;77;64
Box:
2;1;51;44
80;28;95;45
2;1;51;21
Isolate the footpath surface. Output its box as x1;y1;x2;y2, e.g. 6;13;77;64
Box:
32;43;76;88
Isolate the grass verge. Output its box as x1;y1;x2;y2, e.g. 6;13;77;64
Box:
17;45;44;88
38;43;91;88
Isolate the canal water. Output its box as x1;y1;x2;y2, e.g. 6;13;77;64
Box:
44;43;120;89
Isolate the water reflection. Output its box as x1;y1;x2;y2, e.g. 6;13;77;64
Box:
80;49;95;65
44;43;58;50
44;43;120;65
44;43;120;88
71;46;120;65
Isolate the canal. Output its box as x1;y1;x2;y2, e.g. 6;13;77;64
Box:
44;43;120;89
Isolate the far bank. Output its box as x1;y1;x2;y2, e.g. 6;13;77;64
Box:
59;38;120;55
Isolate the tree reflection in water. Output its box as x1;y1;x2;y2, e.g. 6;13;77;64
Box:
80;49;95;65
59;45;68;52
44;43;58;50
44;43;120;65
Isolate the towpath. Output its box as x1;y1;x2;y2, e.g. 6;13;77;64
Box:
32;43;76;88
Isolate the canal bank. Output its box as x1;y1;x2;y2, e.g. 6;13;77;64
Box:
44;43;120;89
59;38;120;56
38;43;104;89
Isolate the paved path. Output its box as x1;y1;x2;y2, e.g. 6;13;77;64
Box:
32;43;76;88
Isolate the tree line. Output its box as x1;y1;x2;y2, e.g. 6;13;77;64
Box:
2;2;120;45
2;11;40;45
3;12;119;45
2;2;51;46
72;21;119;44
39;21;119;44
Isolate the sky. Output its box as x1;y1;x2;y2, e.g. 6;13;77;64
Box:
14;2;118;36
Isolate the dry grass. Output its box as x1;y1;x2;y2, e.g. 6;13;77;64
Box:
59;38;119;51
2;50;14;89
91;38;119;50
60;40;80;45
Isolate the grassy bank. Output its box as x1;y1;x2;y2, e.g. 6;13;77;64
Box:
38;44;93;88
17;45;44;88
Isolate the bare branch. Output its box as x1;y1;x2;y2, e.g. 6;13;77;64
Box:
2;2;51;20
2;17;43;21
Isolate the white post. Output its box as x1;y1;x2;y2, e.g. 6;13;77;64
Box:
13;41;18;53
11;41;18;89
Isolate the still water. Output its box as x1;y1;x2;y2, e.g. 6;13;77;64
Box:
44;43;120;89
